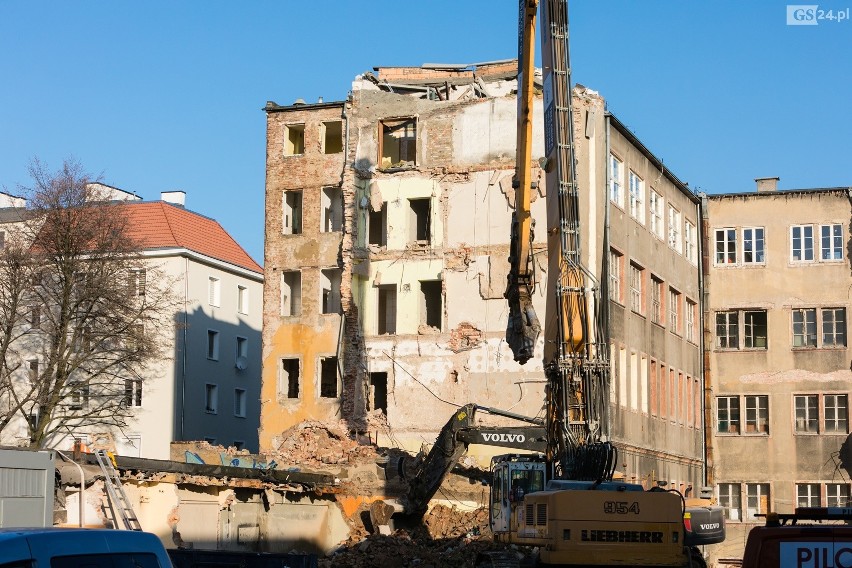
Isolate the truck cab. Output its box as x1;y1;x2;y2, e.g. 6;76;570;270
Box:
490;454;549;534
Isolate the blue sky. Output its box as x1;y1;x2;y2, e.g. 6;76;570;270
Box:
1;1;849;263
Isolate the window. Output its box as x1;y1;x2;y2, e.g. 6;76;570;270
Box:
320;268;342;314
280;358;300;399
280;271;302;316
716;309;767;350
368;202;388;247
284;123;305;155
821;224;843;260
746;484;770;521
370;372;388;413
719;483;742;521
0;230;4;249
232;440;245;451
685;299;697;343
795;395;819;433
377;285;397;335
826;483;850;507
823;308;847;347
320;356;338;398
420;280;442;330
207;330;220;360
628;171;644;223
651;276;664;325
825;394;848;433
609;154;624;207
237;286;248;314
234;388;246;418
409;198;431;243
128;269;146;297
744;311;768;349
282;190;303;235
743;227;765;264
68;382;89;411
205;384;218;413
28;360;38;382
744;395;769;434
208;277;221;307
629;263;644;314
717;396;740;434
649;190;664;239
797;483;820;508
321;187;343;232
322;121;343;154
236;336;248;361
379;118;416;169
716;311;739;349
684;221;697;265
669;288;681;334
609;249;623;303
30;305;41;327
791;225;815;262
668;205;682;253
124;379;142;407
793;308;817;347
715;228;737;265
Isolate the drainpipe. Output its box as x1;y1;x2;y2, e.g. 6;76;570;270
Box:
180;256;189;440
55;449;84;527
698;191;713;487
602;113;613;436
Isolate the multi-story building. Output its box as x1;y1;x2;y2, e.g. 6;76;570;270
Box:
0;188;264;459
261;62;704;490
704;180;852;562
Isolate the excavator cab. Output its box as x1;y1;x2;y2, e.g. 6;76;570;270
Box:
490;454;549;534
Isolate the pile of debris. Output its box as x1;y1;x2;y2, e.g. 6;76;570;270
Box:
267;419;381;470
320;504;532;568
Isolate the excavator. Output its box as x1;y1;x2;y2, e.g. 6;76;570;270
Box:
389;1;725;566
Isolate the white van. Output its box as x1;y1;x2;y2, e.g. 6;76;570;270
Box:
0;528;173;567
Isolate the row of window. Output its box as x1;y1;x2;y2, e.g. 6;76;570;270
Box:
716;393;849;435
714;224;844;266
282;120;344;156
609;154;697;264
610;250;698;341
718;482;849;522
281;187;345;235
206;331;249;365
280;269;344;317
204;383;247;418
279;356;341;400
715;307;846;350
207;276;250;314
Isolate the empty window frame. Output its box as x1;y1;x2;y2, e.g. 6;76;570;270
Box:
651;275;664;325
649;190;664;239
745;484;770;521
821;224;843;260
207;329;220;360
379;118;417;169
282;190;303;235
826;483;850;507
320;268;342;314
237;285;248;314
409;198;431;243
321;187;343;232
205;384;218;413
370;372;388;414
744;311;768;349
377;285;397;335
128;269;146;297
124;379;142;407
744;395;769;434
280;271;302;316
797;483;820;508
628;171;645;223
717;396;740;434
234;388;246;417
368;202;388;246
684;221;697;265
669;288;681;334
319;356;338;398
791;225;815;262
322;121;343;154
743;227;765;264
668;205;682;253
629;262;644;314
609;154;624;207
280;358;300;399
715;228;737;265
420;280;442;330
208;277;221;307
718;483;742;521
284;123;305;155
609;249;624;304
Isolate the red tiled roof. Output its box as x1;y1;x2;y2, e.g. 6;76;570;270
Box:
122;202;262;274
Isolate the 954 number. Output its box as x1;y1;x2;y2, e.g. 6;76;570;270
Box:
604;501;640;515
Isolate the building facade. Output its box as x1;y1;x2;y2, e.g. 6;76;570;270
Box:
261;62;705;490
704;182;852;562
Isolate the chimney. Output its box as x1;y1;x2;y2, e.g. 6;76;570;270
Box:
161;191;186;207
755;177;779;193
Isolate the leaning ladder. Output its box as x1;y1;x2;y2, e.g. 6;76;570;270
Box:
94;449;142;531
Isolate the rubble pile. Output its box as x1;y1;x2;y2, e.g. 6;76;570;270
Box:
321;504;530;568
268;420;381;469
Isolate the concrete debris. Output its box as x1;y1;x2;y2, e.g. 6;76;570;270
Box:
448;322;484;352
270;420;381;471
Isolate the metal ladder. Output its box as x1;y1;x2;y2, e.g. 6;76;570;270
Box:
94;449;142;531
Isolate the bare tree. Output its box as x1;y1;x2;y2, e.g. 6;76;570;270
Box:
0;159;175;448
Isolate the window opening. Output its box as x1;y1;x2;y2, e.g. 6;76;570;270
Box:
282;190;303;235
320;356;338;398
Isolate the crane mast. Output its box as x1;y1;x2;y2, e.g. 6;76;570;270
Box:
507;0;615;481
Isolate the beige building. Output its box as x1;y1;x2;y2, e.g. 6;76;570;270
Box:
704;181;852;562
261;62;705;490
